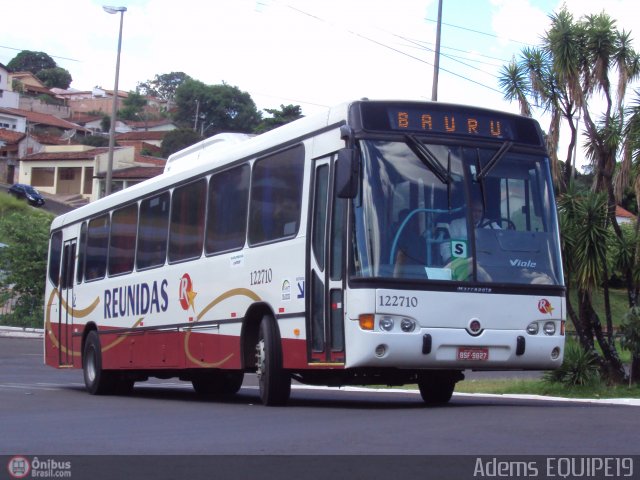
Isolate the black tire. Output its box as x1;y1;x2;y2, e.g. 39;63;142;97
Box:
256;315;291;406
192;371;244;397
83;330;118;395
417;371;458;406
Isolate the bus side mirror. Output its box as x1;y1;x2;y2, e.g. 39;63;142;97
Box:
336;148;359;199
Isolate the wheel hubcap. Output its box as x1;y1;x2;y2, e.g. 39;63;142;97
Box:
255;339;265;380
86;350;96;383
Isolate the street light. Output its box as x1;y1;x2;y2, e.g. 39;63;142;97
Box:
103;5;127;196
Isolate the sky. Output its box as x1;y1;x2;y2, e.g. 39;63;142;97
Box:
2;0;640;167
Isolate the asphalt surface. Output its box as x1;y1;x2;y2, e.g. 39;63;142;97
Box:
2;336;639;457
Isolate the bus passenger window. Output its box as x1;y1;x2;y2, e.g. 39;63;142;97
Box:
85;215;109;281
109;203;138;276
77;223;87;283
48;231;63;287
169;179;206;263
137;192;170;270
206;165;249;254
249;145;304;245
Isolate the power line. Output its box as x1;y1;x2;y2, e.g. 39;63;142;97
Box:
0;44;80;62
423;17;536;47
284;4;504;95
394;33;502;80
402;37;510;65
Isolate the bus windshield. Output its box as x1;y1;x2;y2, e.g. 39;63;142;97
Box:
352;139;563;286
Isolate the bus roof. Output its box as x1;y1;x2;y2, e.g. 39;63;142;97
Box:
49;99;543;232
50;101;349;231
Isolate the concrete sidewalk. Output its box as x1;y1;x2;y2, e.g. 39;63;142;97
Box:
0;325;44;338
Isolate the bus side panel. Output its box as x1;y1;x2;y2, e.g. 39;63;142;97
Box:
281;337;308;369
72;334;83;368
43;323;58;368
96;328;244;371
99;329;147;369
185;330;242;370
43;322;63;368
146;330;183;368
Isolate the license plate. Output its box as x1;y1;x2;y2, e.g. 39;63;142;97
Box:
457;347;489;361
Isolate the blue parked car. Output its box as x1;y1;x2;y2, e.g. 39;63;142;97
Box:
8;183;46;207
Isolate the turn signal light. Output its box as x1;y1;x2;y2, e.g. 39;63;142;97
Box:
359;314;375;331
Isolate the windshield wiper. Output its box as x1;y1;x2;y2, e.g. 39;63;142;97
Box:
477;141;513;180
405;134;451;184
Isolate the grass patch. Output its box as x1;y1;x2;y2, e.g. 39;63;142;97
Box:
568;288;629;330
455;378;640;398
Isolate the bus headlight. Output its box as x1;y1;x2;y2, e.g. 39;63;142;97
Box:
400;318;416;332
526;322;539;335
379;316;394;331
543;321;556;335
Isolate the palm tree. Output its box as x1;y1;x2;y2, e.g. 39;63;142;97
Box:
558;189;626;381
498;13;583;190
498;61;532;117
500;8;640;383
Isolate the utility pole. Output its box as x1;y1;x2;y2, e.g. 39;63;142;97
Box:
431;0;443;101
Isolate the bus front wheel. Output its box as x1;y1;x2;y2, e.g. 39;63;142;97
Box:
255;315;291;406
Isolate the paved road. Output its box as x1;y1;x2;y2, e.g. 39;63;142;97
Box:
1;337;639;457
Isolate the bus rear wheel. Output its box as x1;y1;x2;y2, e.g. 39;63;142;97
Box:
255;315;291;406
192;371;244;396
417;371;461;405
83;330;118;395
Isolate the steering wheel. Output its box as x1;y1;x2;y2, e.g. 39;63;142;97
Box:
477;217;516;230
389;208;428;264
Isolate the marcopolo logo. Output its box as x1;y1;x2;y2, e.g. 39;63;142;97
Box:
8;456;72;478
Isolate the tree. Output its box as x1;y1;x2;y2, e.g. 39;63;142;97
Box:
80;135;109;148
137;72;191;110
7;50;56;74
36;67;73;89
558;188;626;381
498;20;581;189
174;80;261;134
160;128;203;158
255;104;303;133
499;8;640;383
118;91;148;121
7;50;73;90
100;115;110;133
620;306;640;383
0;209;52;328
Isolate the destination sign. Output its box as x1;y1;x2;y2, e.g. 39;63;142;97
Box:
358;102;543;146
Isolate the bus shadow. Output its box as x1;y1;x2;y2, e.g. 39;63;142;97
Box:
60;383;589;410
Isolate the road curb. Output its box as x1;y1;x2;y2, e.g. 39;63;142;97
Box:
0;326;44;338
293;384;640;406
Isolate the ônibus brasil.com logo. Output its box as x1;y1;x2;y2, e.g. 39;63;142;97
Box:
7;456;30;479
7;456;72;478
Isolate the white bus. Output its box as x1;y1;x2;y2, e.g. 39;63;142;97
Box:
44;100;565;406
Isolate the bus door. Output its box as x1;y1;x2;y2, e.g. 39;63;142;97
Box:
57;239;76;366
309;156;347;364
